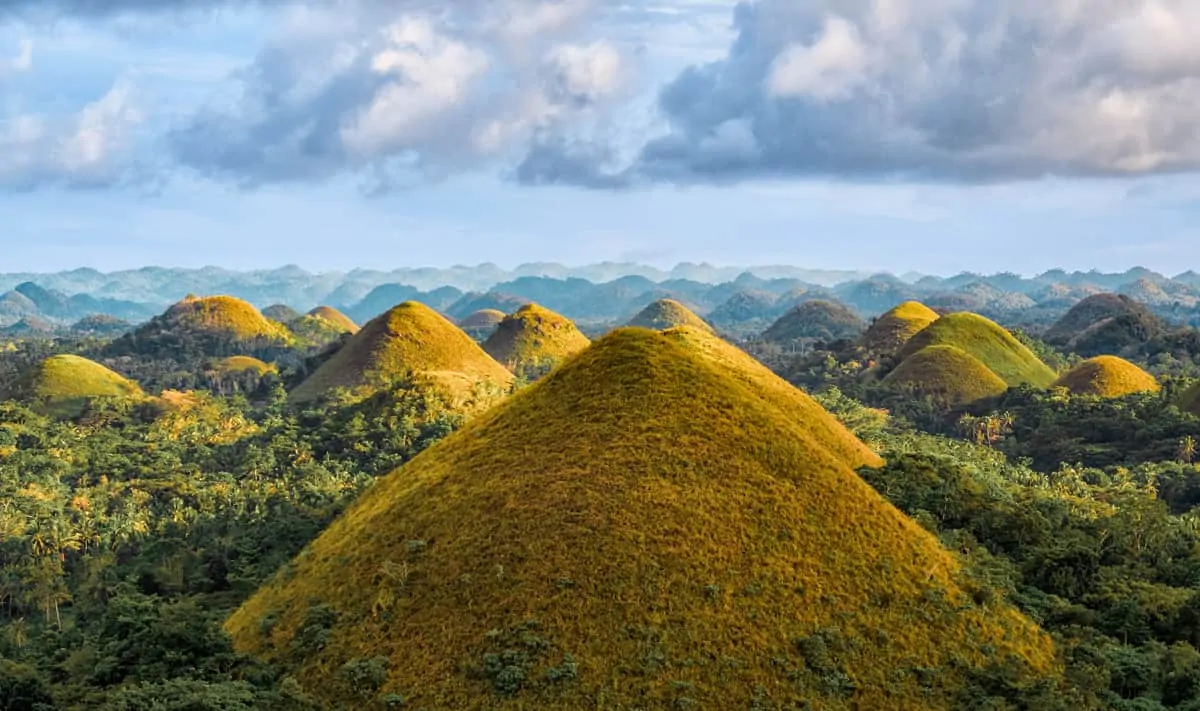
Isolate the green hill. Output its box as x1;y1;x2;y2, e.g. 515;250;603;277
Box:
262;304;301;323
305;306;359;334
111;295;292;358
1052;356;1159;398
626;298;713;333
459;309;506;341
761;299;865;343
286;306;360;347
482;304;590;380
899;312;1057;388
1045;294;1156;345
860;301;939;352
1045;294;1163;356
883;345;1008;408
228;328;1055;710
289;301;513;405
10;355;143;417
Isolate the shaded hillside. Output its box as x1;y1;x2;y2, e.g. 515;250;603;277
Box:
1051;356;1159;398
861;301;940;353
626;298;713;333
1045;294;1162;355
482;304;590;380
446;292;532;321
883;345;1008;408
228;328;1054;710
289;301;513;405
899;313;1057;388
459;309;505;341
7;354;144;417
262;304;301;323
761;299;865;343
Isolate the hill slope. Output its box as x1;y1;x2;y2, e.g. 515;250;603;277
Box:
1045;293;1161;350
1052;356;1159;397
10;355;143;416
884;345;1008;408
626;298;713;333
228;328;1055;710
289;301;513;404
482;304;590;379
305;306;359;334
899;312;1057;388
761;299;865;343
860;301;940;352
110;295;292;357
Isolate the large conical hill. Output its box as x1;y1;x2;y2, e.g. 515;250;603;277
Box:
860;301;939;352
626;298;713;333
883;345;1008;408
9;355;143;417
289;301;513;405
761;299;865;343
483;303;590;379
899;312;1057;388
1052;356;1159;398
228;328;1055;709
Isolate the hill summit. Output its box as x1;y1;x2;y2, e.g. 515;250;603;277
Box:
760;299;865;343
289;301;513;404
228;328;1055;709
459;309;506;340
899;312;1057;388
1052;356;1159;398
884;345;1008;408
483;304;590;380
305;306;359;334
626;298;713;333
860;301;939;352
10;355;143;417
111;295;292;358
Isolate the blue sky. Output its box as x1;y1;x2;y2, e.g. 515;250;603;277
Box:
3;1;1200;276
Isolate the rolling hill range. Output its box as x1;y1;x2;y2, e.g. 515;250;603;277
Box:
289;301;513;405
227;328;1055;709
898;312;1057;388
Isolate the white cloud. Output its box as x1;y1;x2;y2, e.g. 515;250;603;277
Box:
767;16;870;101
0;39;33;74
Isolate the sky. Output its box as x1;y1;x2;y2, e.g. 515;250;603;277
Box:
4;0;1200;276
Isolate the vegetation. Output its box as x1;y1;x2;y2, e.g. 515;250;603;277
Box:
626;298;714;333
883;345;1009;408
6;354;144;417
107;296;293;362
1052;356;1160;398
899;312;1058;388
860;301;940;353
482;304;590;381
285;307;359;349
228;328;1054;709
760;299;865;344
289;301;513;406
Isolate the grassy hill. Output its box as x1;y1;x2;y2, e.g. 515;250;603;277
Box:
228;328;1055;710
208;356;278;377
883;345;1008;408
483;304;590;380
305;306;359;334
860;301;939;352
459;309;506;340
262;304;301;323
899;312;1057;388
110;295;292;358
10;354;143;417
289;301;513;405
761;299;865;343
626;298;713;333
1052;356;1159;398
286;306;360;347
1045;294;1161;352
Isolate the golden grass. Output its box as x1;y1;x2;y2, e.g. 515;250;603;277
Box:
1052;356;1159;398
306;306;360;334
162;295;292;343
208;356;278;377
289;301;513;405
483;304;590;378
459;309;506;330
898;312;1057;388
884;345;1008;408
860;301;940;353
12;355;143;417
627;298;714;333
229;328;1056;710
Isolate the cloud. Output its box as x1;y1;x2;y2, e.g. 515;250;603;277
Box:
0;38;31;73
0;81;145;189
169;2;632;188
527;0;1200;186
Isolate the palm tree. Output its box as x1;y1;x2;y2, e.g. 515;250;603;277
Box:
1179;435;1197;465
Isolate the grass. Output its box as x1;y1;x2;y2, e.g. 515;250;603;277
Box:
483;304;590;379
883;345;1008;408
460;309;506;330
306;306;360;334
1052;356;1159;397
229;328;1057;710
163;295;292;343
627;299;714;333
761;300;865;342
289;301;513;405
208;356;278;377
898;312;1057;388
860;301;939;352
12;354;143;417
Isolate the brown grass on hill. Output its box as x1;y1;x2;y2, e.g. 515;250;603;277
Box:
627;298;714;333
860;301;940;352
898;312;1057;388
1052;356;1159;398
306;306;359;334
883;345;1008;408
483;304;590;378
163;295;292;342
289;301;513;405
228;328;1056;710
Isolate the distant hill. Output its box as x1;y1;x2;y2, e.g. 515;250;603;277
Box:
482;304;590;380
285;306;359;348
1045;294;1164;357
262;304;301;323
107;295;293;359
446;292;532;321
861;301;940;353
883;345;1009;408
227;328;1053;709
626;298;713;333
761;300;865;343
1052;356;1159;398
898;313;1057;388
289;301;513;405
7;354;143;417
458;309;505;341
